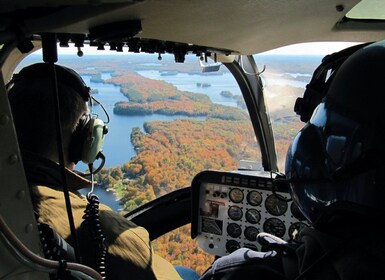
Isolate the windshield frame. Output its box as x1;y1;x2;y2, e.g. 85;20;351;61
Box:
225;55;278;172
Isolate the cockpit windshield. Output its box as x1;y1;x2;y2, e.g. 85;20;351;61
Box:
16;49;261;273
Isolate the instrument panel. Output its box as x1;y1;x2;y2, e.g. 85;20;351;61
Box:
191;170;308;256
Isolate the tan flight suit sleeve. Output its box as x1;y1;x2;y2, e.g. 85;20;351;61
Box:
34;186;182;280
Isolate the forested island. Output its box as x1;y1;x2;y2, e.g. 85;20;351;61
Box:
220;90;233;98
102;71;247;121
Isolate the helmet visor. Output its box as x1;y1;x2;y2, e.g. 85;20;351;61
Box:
286;102;381;223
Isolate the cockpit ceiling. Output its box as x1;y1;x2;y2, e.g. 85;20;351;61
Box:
2;0;385;54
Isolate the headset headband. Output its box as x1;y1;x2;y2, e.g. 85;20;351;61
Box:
8;63;90;102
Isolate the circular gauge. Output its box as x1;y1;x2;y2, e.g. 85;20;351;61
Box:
263;218;286;238
227;223;242;238
245;209;261;224
228;206;243;221
265;195;288;216
244;226;259;241
226;240;240;253
229;188;244;203
290;202;306;221
289;222;308;242
247;191;262;206
243;243;258;251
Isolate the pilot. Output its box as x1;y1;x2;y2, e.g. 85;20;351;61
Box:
7;63;183;280
200;40;385;279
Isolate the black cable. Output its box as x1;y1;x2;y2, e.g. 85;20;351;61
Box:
270;171;292;202
83;194;107;279
91;96;110;124
0;214;103;280
49;62;81;263
83;165;107;279
83;152;106;177
37;221;76;264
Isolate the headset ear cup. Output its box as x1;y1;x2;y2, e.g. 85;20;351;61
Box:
69;115;89;164
80;117;106;164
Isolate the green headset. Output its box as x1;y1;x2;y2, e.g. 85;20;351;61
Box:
70;111;108;165
7;63;108;166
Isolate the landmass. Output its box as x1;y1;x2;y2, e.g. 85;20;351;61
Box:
220;90;232;98
196;82;211;88
108;71;248;121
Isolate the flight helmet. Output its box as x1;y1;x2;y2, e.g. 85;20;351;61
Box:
285;40;385;223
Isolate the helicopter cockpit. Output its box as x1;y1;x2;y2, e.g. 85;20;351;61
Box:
2;0;385;279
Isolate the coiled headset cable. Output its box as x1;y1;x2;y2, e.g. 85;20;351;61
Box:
82;163;107;279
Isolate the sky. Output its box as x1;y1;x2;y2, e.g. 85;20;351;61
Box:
260;42;361;55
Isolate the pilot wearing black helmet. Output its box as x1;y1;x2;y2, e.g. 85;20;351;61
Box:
200;40;385;280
